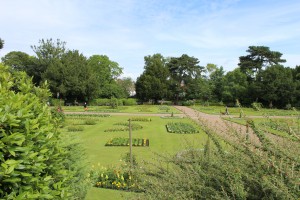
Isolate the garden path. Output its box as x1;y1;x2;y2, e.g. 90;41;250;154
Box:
173;106;261;145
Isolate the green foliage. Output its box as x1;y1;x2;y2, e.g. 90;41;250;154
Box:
104;122;143;132
0;64;89;199
122;98;137;106
136;121;300;200
239;46;286;79
251;102;263;111
50;107;65;124
1;51;34;72
166;122;199;134
110;97;118;109
67;126;84;132
91;164;141;192
65;113;110;118
0;38;4;49
130;117;151;122
222;68;248;104
84;119;97;125
105;138;149;147
136;54;170;102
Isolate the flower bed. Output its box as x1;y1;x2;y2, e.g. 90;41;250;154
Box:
130;117;152;122
67;125;84;132
105;137;149;146
166;122;199;134
65;113;110;118
104;123;143;132
92;167;141;192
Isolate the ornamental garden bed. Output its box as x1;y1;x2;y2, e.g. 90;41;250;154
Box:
166;122;199;134
65;113;111;118
93;167;141;192
130;117;152;122
105;137;149;147
104;122;143;132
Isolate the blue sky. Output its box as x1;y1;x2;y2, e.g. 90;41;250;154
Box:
1;0;300;80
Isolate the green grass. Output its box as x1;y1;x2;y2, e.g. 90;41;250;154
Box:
85;187;134;200
60;105;182;114
223;117;299;140
192;105;299;117
62;115;207;199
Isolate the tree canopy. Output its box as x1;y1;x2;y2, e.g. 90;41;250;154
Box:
238;46;286;79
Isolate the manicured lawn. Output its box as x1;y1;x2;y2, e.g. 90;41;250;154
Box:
192;105;299;117
61;105;182;114
61;114;207;199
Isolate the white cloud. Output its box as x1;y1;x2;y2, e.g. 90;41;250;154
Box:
1;0;299;76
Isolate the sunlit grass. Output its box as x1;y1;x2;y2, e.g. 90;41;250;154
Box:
60;105;182;114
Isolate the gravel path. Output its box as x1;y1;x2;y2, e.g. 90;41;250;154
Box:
173;106;261;145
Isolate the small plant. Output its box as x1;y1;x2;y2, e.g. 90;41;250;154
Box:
166;122;199;134
105;137;149;146
68;125;84;132
91;165;141;192
104;123;143;132
84;119;97;125
130;117;152;122
65;113;110;118
251;102;262;111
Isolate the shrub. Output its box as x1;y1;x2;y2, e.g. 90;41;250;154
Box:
166;122;199;134
130;117;151;122
122;98;137;106
84;119;97;125
251;102;263;111
105;138;149;146
68;126;84;132
0;64;89;199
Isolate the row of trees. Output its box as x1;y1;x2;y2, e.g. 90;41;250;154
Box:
1;37;299;108
1;39;135;102
136;47;300;108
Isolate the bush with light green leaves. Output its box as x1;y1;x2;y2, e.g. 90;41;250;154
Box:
0;64;89;199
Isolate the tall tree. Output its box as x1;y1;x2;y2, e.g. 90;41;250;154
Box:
238;46;286;79
255;65;295;108
222;68;248;104
292;65;300;107
167;54;204;102
43;50;92;101
136;54;169;102
30;38;66;85
87;55;123;98
116;77;135;97
1;51;35;72
0;38;4;50
206;64;225;101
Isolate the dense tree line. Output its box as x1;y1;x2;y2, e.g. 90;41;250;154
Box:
1;38;299;108
1;39;135;103
136;46;299;108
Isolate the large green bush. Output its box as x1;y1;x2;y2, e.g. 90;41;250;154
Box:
0;64;89;199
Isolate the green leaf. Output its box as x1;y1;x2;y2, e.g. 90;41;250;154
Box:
3;177;21;183
5;159;19;165
20;172;32;177
44;176;53;181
